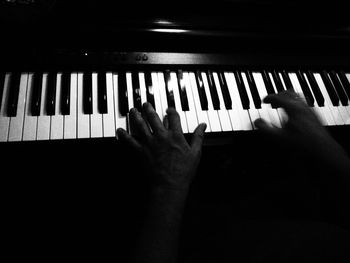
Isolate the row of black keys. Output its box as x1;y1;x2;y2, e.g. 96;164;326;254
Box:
1;69;350;118
0;71;108;117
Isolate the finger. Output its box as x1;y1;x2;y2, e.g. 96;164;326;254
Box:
117;128;143;152
166;107;183;133
129;108;152;139
163;115;169;130
263;91;307;115
254;118;283;137
191;123;207;154
142;102;166;134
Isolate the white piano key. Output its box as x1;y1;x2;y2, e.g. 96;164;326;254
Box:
126;72;134;110
8;73;28;142
64;73;77;139
291;72;320;122
139;73;148;105
201;72;222;132
157;72;169;118
290;72;327;126
151;72;164;121
50;73;64;140
77;73;90;138
253;72;282;128
268;72;288;124
170;72;188;133
241;72;261;129
188;72;211;132
246;72;272;127
332;73;350;123
303;72;334;126
103;72;116;137
0;73;11;142
342;73;350;123
222;72;243;131
212;72;232;131
314;73;344;125
224;72;252;131
22;73;38;141
37;73;51;140
333;73;350;122
338;105;350;124
183;72;199;132
113;73;127;133
279;72;288;91
90;72;103;138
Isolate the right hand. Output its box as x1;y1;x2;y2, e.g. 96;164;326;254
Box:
254;91;347;162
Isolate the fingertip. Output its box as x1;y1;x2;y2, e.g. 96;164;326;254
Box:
254;118;273;130
262;94;275;103
200;123;207;132
116;128;126;139
142;102;153;112
166;107;177;115
254;118;265;127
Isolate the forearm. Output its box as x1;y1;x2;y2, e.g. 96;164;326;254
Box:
131;186;189;263
316;140;350;230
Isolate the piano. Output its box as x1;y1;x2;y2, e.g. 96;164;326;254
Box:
1;0;350;146
1;1;350;261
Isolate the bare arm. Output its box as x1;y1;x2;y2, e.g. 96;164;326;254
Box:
255;91;350;229
118;103;206;263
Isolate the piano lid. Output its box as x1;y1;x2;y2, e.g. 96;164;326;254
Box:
1;0;350;54
2;0;350;31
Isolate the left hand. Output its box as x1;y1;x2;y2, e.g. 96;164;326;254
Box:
117;103;207;192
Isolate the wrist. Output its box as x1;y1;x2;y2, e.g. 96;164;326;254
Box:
150;185;190;201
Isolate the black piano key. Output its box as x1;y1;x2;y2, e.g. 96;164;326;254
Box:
207;71;220;110
234;71;250;110
246;71;261;109
329;70;348;106
262;70;276;95
7;72;22;117
320;71;339;106
118;71;129;116
31;72;43;116
305;71;324;106
338;71;350;99
218;72;232;110
98;71;108;114
46;72;57;116
0;72;5;109
60;72;71;115
83;72;93;114
195;71;208;110
164;70;175;108
132;72;142;111
281;70;295;91
176;70;189;111
271;70;285;93
145;71;155;109
296;71;315;107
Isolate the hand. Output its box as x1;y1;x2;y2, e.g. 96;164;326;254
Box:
254;91;348;163
117;103;207;191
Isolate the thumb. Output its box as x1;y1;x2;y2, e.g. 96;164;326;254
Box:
191;123;207;154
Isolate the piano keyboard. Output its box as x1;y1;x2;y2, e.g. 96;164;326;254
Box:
1;69;350;142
